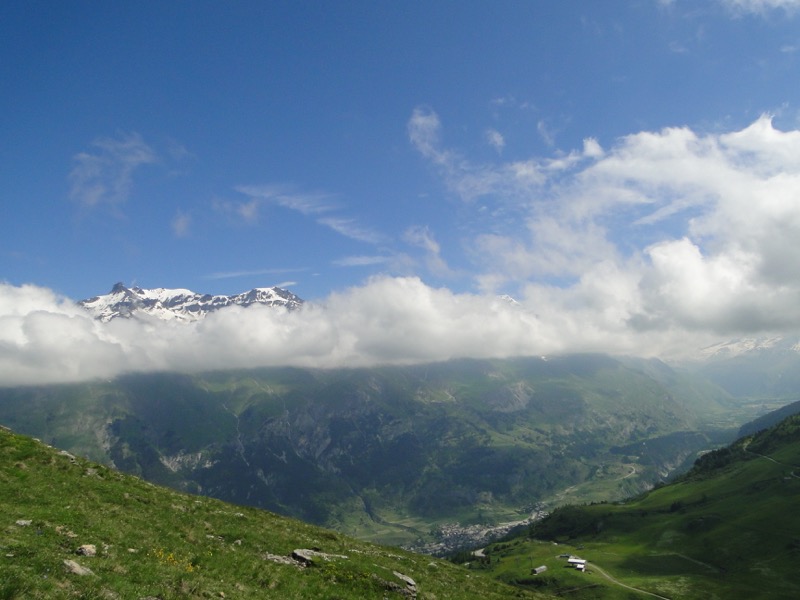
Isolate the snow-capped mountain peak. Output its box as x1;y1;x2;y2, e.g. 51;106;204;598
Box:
79;283;303;322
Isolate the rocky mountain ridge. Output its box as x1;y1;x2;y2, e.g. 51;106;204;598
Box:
79;282;303;322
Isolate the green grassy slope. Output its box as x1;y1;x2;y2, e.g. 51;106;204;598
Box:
466;415;800;599
0;425;548;600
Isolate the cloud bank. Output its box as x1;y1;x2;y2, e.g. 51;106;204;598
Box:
0;279;553;386
5;114;800;385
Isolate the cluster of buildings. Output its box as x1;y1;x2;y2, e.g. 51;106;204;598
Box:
532;554;587;575
567;556;587;571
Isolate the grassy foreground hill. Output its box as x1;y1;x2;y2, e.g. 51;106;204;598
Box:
0;425;545;600
461;414;800;599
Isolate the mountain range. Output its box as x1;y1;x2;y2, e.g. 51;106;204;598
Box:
0;354;742;551
78;282;303;322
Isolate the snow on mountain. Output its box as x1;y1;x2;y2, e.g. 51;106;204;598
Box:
695;335;800;361
79;282;303;323
698;337;776;359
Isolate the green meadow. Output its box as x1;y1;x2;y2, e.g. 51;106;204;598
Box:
455;415;800;599
0;425;545;600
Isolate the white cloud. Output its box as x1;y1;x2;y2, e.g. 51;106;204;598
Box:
332;255;390;267
537;120;556;147
212;197;262;224
0;278;551;385
232;185;383;244
0;284;128;384
235;185;336;216
172;210;191;237
412;109;800;344
217;185;335;225
203;267;307;280
408;107;549;202
408;107;446;164
317;217;386;244
403;225;454;277
720;0;800;14
69;132;156;209
582;138;604;159
485;128;505;152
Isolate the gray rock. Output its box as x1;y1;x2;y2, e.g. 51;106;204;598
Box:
14;519;32;527
58;450;77;462
393;571;418;598
291;548;348;567
63;559;94;576
263;552;302;567
76;544;97;557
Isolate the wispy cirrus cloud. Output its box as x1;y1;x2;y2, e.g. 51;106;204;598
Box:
215;185;337;225
171;210;192;237
720;0;800;14
69;132;157;209
332;255;390;267
409;107;553;203
486;128;505;153
203;267;308;280
409;106;588;206
234;184;337;216
537;120;557;147
317;217;386;244
403;225;454;277
231;184;385;245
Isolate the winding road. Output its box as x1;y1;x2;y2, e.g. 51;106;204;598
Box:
587;562;672;600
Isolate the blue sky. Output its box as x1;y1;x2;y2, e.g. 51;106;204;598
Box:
4;1;800;383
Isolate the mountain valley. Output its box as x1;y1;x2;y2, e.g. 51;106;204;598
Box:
469;412;800;599
0;353;747;551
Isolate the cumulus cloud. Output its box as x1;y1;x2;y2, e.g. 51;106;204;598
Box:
0;284;128;384
412;109;800;343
